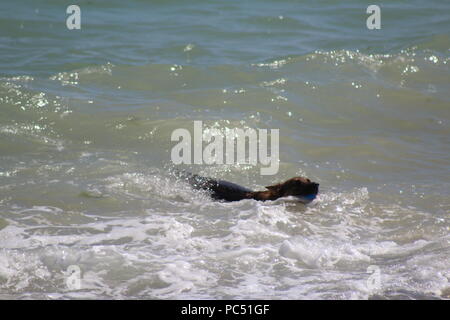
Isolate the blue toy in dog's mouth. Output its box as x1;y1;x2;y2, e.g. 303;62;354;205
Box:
296;193;317;203
304;194;317;200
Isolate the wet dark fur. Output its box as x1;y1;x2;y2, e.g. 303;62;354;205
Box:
179;172;319;202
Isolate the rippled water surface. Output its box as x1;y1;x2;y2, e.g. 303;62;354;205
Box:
0;0;449;299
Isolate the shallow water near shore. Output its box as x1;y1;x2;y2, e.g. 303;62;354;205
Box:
0;0;449;299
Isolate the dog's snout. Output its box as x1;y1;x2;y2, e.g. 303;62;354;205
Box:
311;182;319;192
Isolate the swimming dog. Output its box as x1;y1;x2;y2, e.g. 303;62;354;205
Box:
178;172;319;203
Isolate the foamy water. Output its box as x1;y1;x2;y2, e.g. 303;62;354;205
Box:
0;0;449;299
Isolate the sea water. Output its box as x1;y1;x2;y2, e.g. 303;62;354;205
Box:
0;0;449;299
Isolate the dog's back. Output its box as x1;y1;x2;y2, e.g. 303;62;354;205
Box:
182;173;253;201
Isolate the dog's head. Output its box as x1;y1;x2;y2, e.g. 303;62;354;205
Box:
265;177;319;202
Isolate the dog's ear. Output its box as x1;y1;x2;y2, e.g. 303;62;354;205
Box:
265;183;281;191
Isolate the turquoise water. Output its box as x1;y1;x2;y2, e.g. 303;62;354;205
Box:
0;0;449;299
